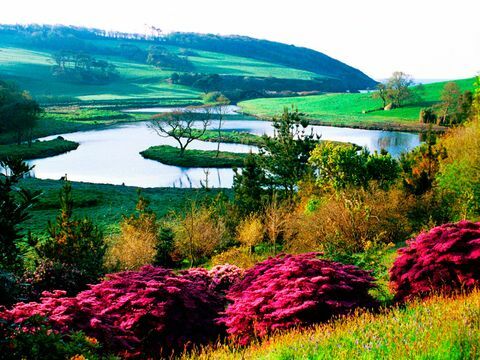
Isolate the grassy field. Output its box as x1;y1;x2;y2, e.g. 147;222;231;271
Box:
239;78;476;130
190;129;264;146
0;40;320;105
0;138;79;160
186;289;480;360
20;178;230;234
140;145;248;167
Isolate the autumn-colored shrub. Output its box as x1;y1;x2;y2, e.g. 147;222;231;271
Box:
1;266;225;358
105;195;160;270
173;203;227;266
236;214;264;253
211;246;263;269
220;253;377;345
390;221;480;302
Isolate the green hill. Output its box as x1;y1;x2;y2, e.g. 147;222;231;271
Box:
0;24;376;105
239;77;476;130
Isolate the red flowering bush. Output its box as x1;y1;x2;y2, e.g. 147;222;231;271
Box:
220;253;376;345
390;220;480;302
1;266;224;358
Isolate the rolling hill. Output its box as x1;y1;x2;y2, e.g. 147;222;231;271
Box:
239;77;476;130
0;24;376;105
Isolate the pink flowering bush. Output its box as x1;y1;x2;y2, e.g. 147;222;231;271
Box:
1;265;224;358
220;253;376;345
181;264;244;295
390;220;480;302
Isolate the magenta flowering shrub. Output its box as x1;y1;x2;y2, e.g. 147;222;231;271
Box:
220;253;376;345
390;220;480;302
1;265;224;358
181;264;244;295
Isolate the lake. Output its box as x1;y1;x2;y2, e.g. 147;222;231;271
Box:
28;117;421;188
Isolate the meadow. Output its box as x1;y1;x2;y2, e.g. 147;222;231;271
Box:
0;138;78;160
20;177;229;234
239;78;476;130
186;290;480;360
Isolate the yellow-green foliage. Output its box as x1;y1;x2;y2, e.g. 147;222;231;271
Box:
185;290;480;360
236;214;264;250
105;196;159;270
437;112;480;219
173;203;227;266
211;246;264;269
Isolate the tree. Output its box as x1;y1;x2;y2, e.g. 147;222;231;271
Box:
386;71;415;108
233;153;267;216
211;95;230;157
0;80;40;144
148;106;212;157
437;82;472;125
173;202;226;267
373;83;388;108
0;159;40;273
372;72;415;109
259;107;318;197
309;143;400;191
38;181;105;281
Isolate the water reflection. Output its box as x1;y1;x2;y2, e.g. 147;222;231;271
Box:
28;120;421;188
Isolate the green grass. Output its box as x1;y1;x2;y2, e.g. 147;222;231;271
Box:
189;130;264;146
140;145;248;168
20;178;230;234
0;138;79;160
186;289;480;360
0;46;201;104
0;40;321;106
239;78;476;130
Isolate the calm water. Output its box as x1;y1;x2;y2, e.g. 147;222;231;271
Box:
28;118;421;188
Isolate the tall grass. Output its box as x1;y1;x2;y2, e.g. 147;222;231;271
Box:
185;290;480;359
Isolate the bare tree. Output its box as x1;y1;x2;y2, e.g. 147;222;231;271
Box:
148;106;211;157
212;95;230;157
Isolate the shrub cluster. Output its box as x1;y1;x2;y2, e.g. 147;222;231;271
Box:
181;264;244;295
390;220;480;302
1;266;225;358
220;253;377;345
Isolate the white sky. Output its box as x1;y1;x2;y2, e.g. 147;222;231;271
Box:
0;0;479;80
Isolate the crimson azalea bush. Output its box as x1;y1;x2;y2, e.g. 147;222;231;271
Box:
390;220;480;302
1;265;224;358
220;253;376;345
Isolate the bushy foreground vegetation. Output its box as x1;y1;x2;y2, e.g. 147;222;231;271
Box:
221;253;376;345
187;289;480;360
390;220;480;302
0;74;479;357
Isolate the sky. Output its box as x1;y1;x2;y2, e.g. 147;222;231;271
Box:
0;0;479;80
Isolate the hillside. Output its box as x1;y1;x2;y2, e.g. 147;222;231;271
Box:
0;24;376;105
239;77;476;130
